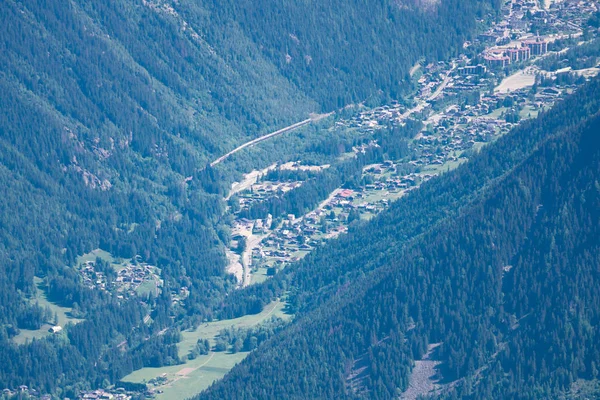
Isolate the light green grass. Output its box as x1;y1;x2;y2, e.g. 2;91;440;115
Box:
519;105;539;120
76;248;138;273
122;300;292;399
486;107;507;119
135;279;160;297
76;248;115;265
250;267;270;285
12;278;83;345
125;352;248;400
360;211;376;221
12;326;52;344
178;300;290;355
471;142;486;152
386;189;408;202
290;250;310;260
421;157;467;176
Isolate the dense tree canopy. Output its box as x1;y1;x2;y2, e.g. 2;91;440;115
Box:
0;0;500;394
198;78;600;399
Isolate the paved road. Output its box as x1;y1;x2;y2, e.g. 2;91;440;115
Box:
210;112;333;167
427;64;456;101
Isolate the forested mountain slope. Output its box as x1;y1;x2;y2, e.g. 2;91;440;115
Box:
197;80;600;399
0;0;499;394
206;0;493;109
220;76;600;319
1;0;316;330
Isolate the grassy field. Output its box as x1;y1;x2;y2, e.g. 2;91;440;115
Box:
357;189;391;204
13;248;156;345
519;105;539;120
122;300;292;399
78;248;162;294
418;156;468;178
76;248;116;265
76;248;134;273
250;267;271;285
135;279;160;297
485;107;508;120
12;277;84;345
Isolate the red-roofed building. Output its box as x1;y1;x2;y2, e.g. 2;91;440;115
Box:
523;37;548;55
484;54;510;68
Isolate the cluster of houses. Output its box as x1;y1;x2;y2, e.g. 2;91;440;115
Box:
244;174;420;272
79;260;161;299
79;389;133;399
227;0;597;289
477;0;569;46
246;191;370;271
1;386;135;400
362;165;422;193
472;0;595;71
236;88;572;279
335;101;407;134
414;112;507;164
252;214;273;234
236;181;302;210
2;386;50;399
552;0;599;32
80;261;110;291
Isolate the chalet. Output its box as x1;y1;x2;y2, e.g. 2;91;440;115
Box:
543;88;559;95
339;189;355;199
49;326;62;334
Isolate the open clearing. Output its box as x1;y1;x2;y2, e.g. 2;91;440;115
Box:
495;68;536;93
520;104;540;119
176;367;195;376
226;162;329;201
122;300;291;399
410;62;421;77
402;343;443;400
178;300;290;355
76;248;147;274
226;164;277;200
227;222;269;287
12;277;83;345
76;248;115;264
225;248;244;284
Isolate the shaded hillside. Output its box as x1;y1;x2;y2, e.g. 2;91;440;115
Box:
0;0;500;394
220;76;600;319
197;80;600;399
0;0;498;325
0;0;317;330
207;0;499;109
